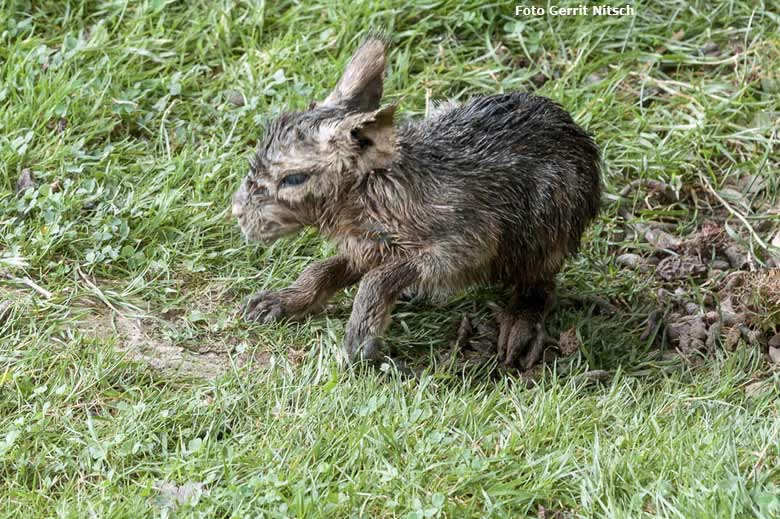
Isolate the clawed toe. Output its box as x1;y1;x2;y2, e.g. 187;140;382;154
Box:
244;291;287;323
497;311;553;369
343;332;384;364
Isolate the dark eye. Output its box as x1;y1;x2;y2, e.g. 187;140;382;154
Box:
280;173;310;188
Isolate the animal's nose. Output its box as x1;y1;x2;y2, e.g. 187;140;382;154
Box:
231;203;243;218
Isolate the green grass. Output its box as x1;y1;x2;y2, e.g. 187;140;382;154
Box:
2;0;780;517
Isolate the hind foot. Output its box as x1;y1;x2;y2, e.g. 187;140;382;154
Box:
496;310;557;369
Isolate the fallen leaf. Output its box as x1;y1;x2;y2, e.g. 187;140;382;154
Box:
228;91;245;107
530;73;547;88
0;301;11;324
586;73;602;85
740;174;767;196
616;253;646;270
640;310;662;342
47;118;67;133
575;370;611;384
287;348;306;366
719;187;749;210
656;255;706;281
724;326;742;351
645;228;681;251
154;480;208;508
745;380;771;398
770;231;780;265
701;42;720;56
15;169;35;194
723;245;747;269
558;326;580;356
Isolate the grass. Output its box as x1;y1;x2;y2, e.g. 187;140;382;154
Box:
1;0;780;517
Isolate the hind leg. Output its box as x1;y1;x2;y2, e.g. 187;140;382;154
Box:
497;282;556;369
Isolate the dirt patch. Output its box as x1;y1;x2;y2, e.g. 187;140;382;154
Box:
76;305;271;379
1;274;272;379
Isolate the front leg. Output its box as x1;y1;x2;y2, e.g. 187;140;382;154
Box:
343;259;421;363
245;255;362;323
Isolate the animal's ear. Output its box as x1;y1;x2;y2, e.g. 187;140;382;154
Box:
322;35;388;112
340;104;397;168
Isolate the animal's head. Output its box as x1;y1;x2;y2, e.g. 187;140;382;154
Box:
232;35;397;242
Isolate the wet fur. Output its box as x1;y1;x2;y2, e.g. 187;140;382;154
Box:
232;35;601;366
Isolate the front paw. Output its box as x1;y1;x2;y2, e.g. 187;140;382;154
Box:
342;330;384;364
244;290;291;323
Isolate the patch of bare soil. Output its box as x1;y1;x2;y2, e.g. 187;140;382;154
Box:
75;303;271;380
0;275;272;379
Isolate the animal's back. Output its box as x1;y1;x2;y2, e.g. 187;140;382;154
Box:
396;92;601;286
